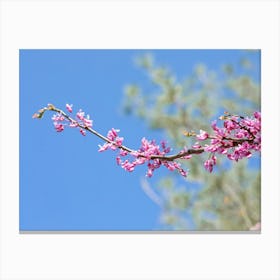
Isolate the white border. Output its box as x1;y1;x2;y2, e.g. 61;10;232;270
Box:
1;0;279;279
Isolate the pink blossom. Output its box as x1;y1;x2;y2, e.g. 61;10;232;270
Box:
146;168;153;178
211;120;219;132
51;105;94;137
76;109;85;120
66;103;73;113
177;147;193;159
179;168;188;177
69;121;78;127
204;144;218;153
224;120;238;131
182;154;192;160
217;146;228;154
163;162;176;171
163;161;188;177
107;128;119;140
204;155;217;173
120;149;128;156
98;143;111;152
98;130;188;177
196;130;209;140
54;123;64;132
211;120;227;138
114;137;123;146
121;160;135;172
200;112;261;168
134;157;146;165
161;140;171;153
235;130;247;138
192;142;202;149
83;116;93;128
227;142;252;161
98;129;121;151
254;111;261;121
130;151;140;157
116;156;122;165
80;129;86;136
52;113;64;122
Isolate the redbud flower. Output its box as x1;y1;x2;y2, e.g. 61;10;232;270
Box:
80;129;86;136
204;155;217;173
254;111;261;121
224;120;238;131
54;123;64;132
98;143;111;152
52;113;64;122
50;105;94;136
98;129;189;177
83;116;93;128
192;142;202;149
66;103;73;113
69;121;78;128
196;130;209;140
76;109;85;120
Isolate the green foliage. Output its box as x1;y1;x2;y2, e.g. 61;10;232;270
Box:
122;52;260;230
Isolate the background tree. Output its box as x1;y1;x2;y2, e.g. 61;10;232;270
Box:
122;51;260;230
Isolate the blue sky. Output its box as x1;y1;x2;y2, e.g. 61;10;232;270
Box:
19;49;260;231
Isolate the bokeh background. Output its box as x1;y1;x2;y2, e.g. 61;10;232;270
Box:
20;49;260;231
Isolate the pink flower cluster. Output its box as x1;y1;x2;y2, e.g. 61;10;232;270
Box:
99;129;189;177
52;104;93;136
98;128;124;151
204;155;217;173
38;103;261;178
195;112;261;173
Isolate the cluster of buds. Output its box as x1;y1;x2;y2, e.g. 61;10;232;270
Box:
186;112;261;173
99;132;189;177
33;103;93;136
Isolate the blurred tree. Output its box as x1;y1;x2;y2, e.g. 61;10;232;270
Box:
122;51;260;230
